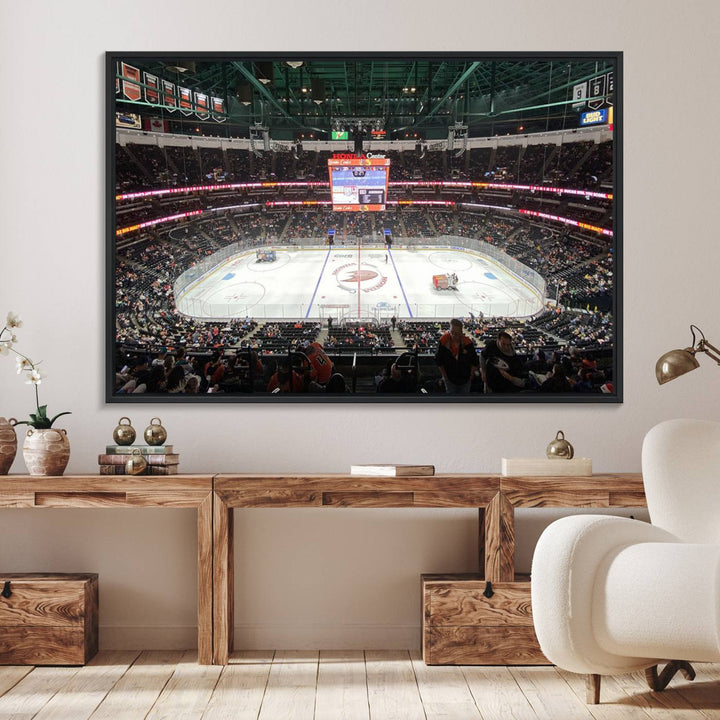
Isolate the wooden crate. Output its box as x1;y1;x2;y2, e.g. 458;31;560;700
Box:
422;573;548;665
0;573;98;665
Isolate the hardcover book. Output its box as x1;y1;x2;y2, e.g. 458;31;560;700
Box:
349;464;435;477
98;464;125;475
98;453;179;466
105;445;174;454
98;464;179;475
147;465;179;475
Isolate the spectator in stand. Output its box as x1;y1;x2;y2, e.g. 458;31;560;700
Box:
435;319;479;395
204;351;226;386
132;363;167;394
377;360;419;393
539;363;572;393
219;354;243;391
480;330;528;393
185;375;201;394
299;340;333;385
267;358;305;393
174;347;190;372
166;365;187;393
325;372;348;393
118;355;152;393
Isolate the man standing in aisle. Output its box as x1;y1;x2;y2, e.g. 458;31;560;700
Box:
435;318;479;394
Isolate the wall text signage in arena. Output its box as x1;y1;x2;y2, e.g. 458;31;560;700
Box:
332;153;386;160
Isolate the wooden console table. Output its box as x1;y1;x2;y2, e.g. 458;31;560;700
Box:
212;473;645;665
0;475;214;665
1;473;647;666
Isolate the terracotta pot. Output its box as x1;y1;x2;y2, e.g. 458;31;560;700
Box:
0;417;18;475
22;428;70;476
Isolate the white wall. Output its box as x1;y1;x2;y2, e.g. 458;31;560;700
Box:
1;0;718;650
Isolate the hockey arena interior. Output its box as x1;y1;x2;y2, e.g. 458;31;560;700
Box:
110;54;619;400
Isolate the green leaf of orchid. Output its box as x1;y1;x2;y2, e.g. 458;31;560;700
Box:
48;411;72;427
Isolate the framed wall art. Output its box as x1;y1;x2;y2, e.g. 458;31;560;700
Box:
107;51;622;402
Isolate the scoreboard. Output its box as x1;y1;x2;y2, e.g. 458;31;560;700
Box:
328;156;390;211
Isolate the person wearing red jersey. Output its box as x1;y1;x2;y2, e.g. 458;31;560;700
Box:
435;318;479;394
300;340;333;385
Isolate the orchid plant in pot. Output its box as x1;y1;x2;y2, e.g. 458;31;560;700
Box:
0;312;72;475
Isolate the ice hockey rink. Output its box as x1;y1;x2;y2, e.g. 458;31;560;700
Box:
175;245;545;321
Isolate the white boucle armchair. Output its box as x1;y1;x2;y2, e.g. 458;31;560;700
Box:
531;418;720;703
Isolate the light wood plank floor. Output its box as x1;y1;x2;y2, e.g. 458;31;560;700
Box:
0;651;717;720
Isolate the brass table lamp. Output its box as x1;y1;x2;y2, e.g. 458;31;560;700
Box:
655;325;720;384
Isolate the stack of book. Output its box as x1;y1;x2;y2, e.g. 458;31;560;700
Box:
349;464;435;477
98;445;179;475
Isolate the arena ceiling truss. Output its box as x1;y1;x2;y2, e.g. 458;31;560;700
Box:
119;55;615;139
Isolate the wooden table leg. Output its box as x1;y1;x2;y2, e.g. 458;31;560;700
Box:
484;492;515;582
197;492;213;665
213;492;234;665
478;507;486;577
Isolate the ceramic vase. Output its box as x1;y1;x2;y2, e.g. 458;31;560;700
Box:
0;417;17;475
22;428;70;476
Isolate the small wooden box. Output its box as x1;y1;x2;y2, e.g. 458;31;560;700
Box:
422;573;548;665
0;573;98;665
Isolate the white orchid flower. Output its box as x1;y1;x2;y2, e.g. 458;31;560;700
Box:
16;356;33;373
2;310;70;429
6;312;22;329
25;368;46;385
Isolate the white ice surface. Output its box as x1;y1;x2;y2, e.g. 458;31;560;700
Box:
175;245;544;320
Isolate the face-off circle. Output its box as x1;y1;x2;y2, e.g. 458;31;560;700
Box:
210;281;266;310
245;252;291;272
429;251;473;272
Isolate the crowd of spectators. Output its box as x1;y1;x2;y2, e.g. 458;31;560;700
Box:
428;210;455;235
114;310;614;395
462;140;610;190
114;141;613;249
399;209;434;237
116;138;612;195
253;321;321;353
397;306;611;359
325;324;393;353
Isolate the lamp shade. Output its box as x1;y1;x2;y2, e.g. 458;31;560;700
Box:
655;348;700;384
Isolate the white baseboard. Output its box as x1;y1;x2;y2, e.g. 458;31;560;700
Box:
99;624;421;650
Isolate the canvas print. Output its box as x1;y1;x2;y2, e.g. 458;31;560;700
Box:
108;52;621;402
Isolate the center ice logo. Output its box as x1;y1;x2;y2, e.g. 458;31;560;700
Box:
342;270;378;282
334;263;388;293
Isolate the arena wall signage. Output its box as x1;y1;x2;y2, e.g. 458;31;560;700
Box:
106;51;622;403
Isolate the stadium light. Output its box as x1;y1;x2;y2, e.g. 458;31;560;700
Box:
166;60;196;74
655;325;720;384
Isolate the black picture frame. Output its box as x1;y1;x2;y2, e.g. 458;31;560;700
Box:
107;51;622;403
